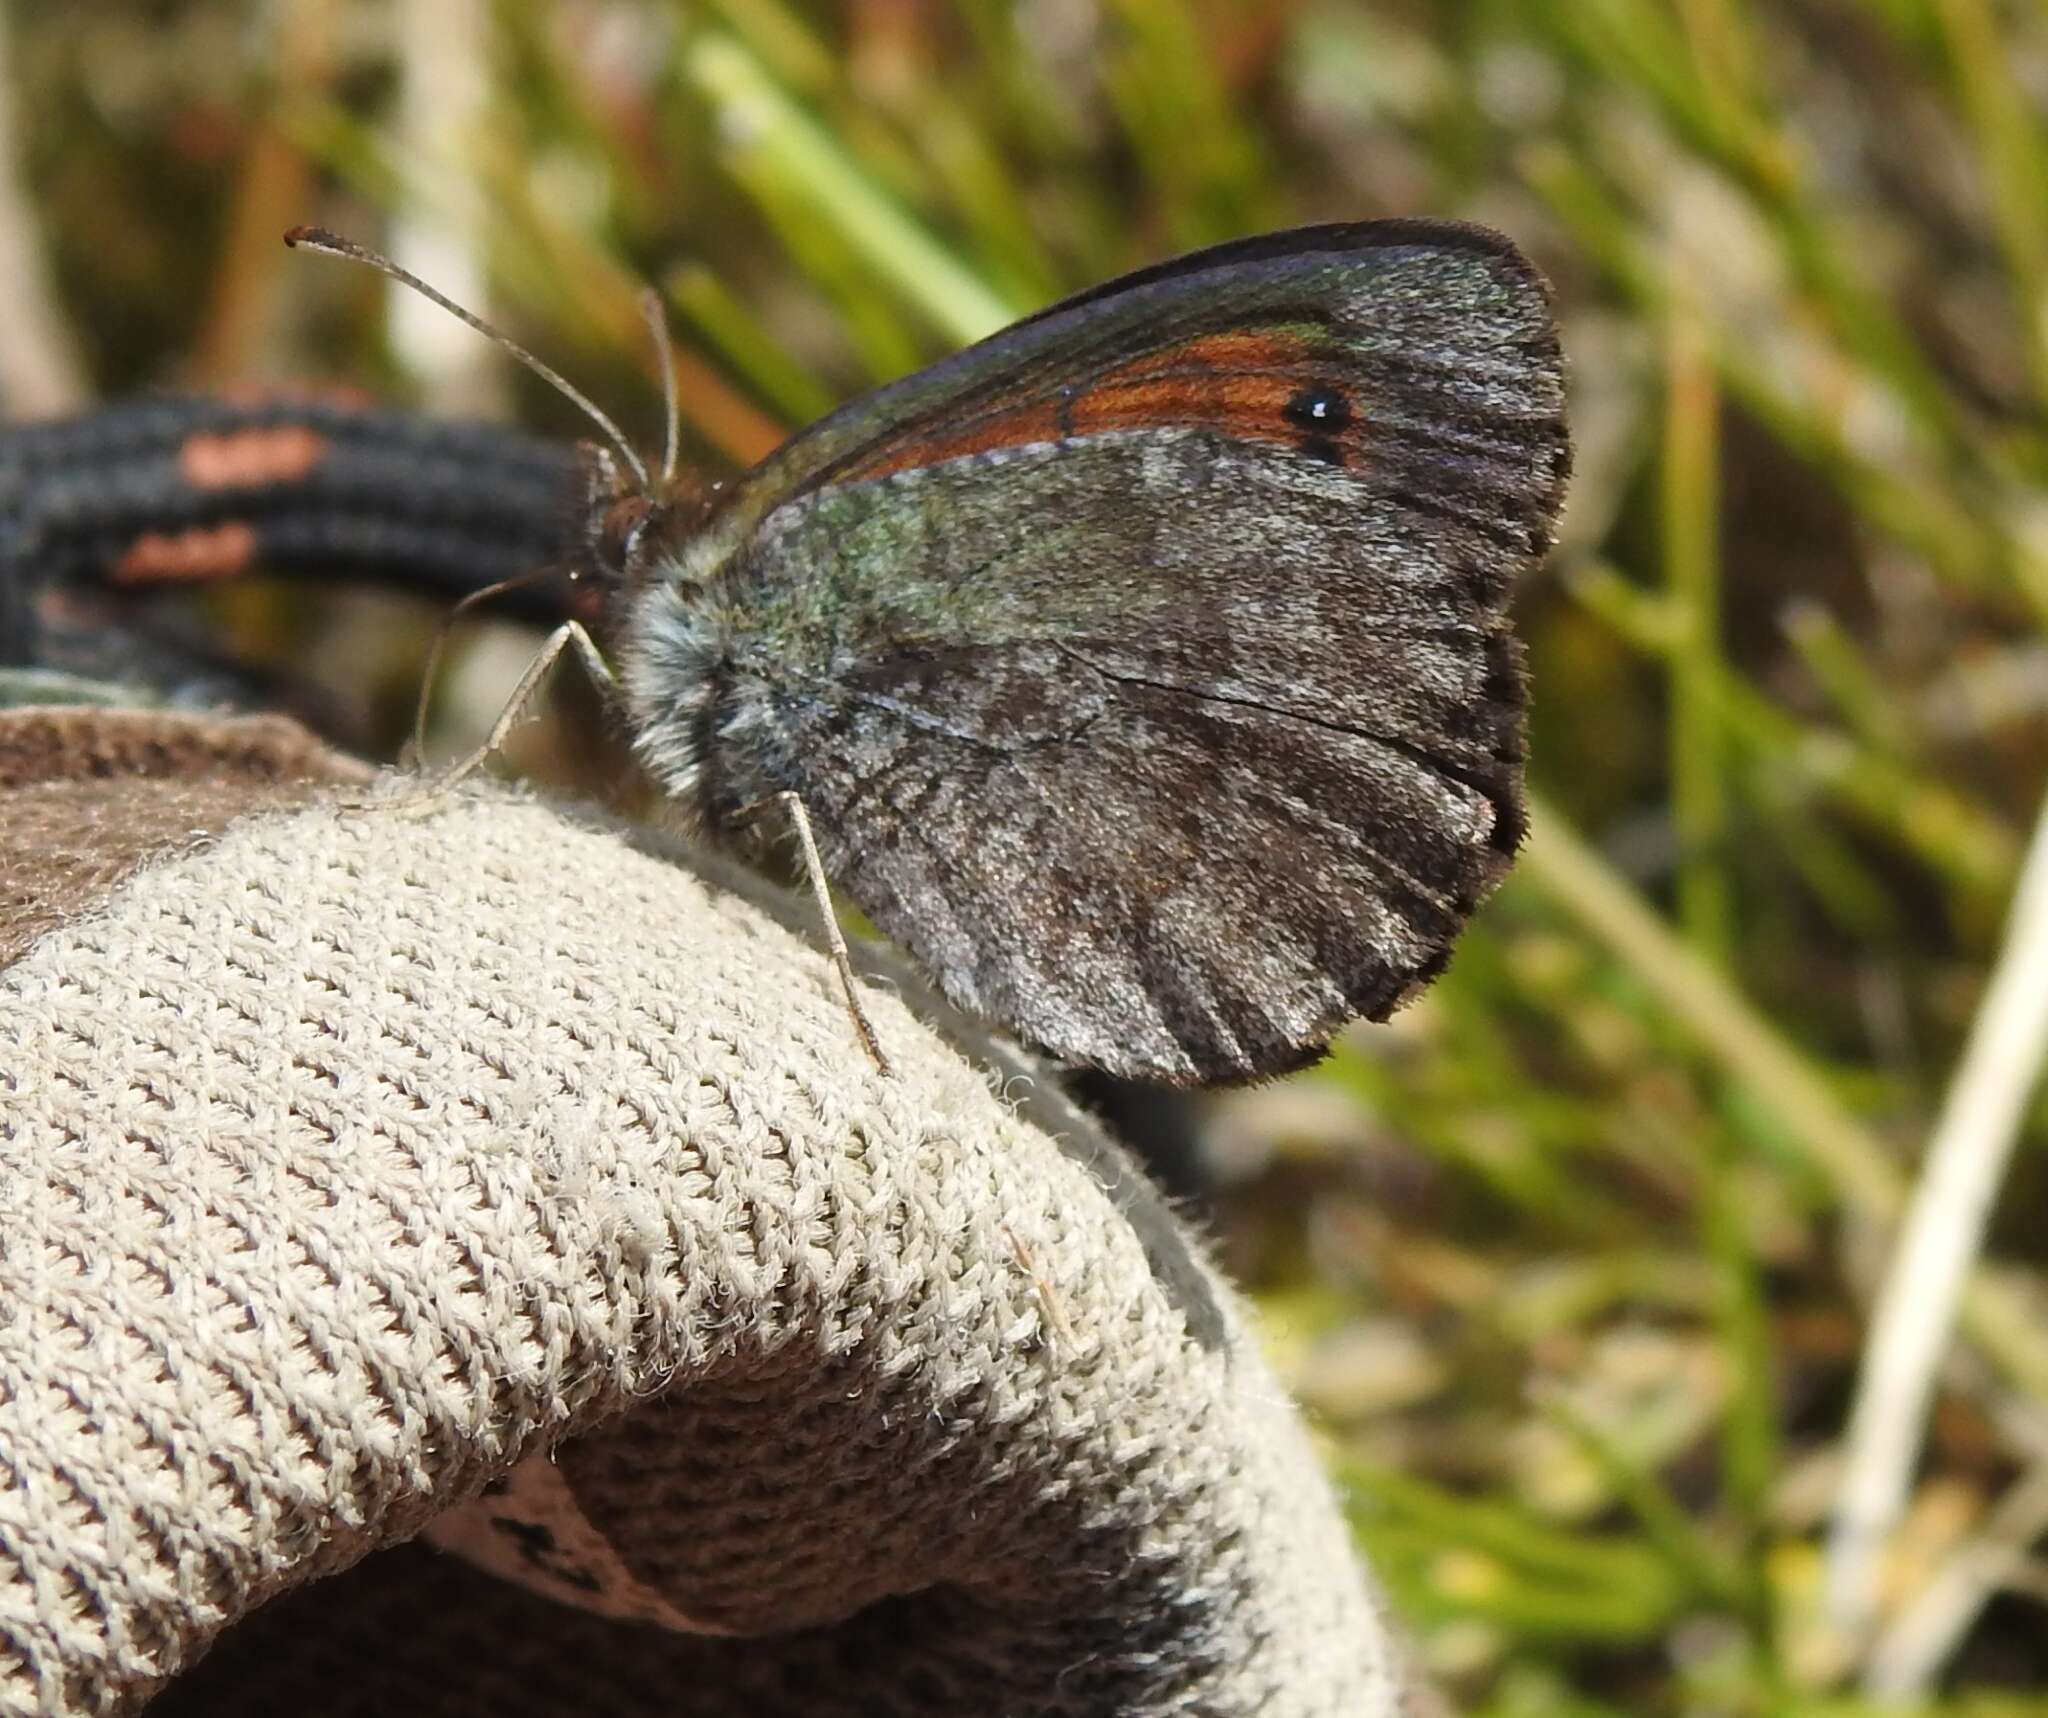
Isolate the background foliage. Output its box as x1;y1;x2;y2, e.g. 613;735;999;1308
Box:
10;1;2048;1710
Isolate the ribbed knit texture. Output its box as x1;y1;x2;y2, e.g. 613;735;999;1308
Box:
0;762;1415;1715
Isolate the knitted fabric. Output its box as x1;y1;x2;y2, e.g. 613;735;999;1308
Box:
0;704;1420;1716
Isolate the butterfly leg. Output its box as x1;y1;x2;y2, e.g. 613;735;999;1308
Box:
775;790;892;1077
377;619;619;814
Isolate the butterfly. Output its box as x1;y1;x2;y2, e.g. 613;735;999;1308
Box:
293;219;1570;1085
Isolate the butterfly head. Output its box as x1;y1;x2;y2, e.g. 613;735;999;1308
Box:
576;442;720;598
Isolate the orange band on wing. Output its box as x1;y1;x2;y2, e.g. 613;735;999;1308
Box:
839;328;1367;482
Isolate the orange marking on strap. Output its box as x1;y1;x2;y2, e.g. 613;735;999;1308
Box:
112;522;261;585
841;327;1362;481
180;425;329;489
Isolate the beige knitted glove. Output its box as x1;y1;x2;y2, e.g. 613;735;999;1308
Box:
0;694;1425;1717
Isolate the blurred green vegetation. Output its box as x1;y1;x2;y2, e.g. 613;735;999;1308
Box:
13;0;2048;1709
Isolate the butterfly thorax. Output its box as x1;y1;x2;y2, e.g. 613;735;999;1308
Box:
613;504;769;836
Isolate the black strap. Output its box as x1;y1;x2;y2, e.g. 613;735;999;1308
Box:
0;389;593;691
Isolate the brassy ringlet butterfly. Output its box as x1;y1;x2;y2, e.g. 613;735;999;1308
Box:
290;220;1570;1086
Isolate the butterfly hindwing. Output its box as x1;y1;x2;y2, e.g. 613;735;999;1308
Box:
621;220;1568;1081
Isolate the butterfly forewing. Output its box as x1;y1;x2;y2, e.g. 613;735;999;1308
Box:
621;221;1568;1082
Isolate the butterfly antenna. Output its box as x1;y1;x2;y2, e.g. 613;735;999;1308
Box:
407;563;569;766
284;225;652;492
638;287;681;485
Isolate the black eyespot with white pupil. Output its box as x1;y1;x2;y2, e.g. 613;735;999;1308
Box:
1283;385;1352;465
